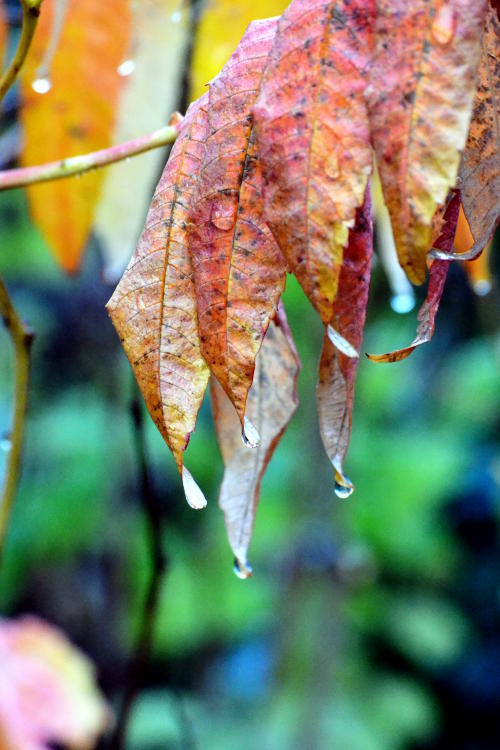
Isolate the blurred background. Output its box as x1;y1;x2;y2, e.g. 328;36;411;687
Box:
1;1;500;748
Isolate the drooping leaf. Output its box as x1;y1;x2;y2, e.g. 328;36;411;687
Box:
253;0;375;324
21;0;131;272
0;616;109;750
368;191;461;363
189;0;290;100
433;7;500;263
317;189;373;497
95;0;190;282
189;19;286;432
368;0;487;284
107;95;210;509
211;304;300;577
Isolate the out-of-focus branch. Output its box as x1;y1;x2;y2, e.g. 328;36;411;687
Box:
0;123;181;190
108;385;167;750
0;278;34;556
0;0;44;104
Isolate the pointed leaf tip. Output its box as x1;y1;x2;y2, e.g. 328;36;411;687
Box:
233;557;253;579
241;417;261;448
182;467;207;510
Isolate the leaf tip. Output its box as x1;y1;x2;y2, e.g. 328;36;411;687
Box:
241;416;261;448
233;557;253;580
182;467;207;510
326;325;359;359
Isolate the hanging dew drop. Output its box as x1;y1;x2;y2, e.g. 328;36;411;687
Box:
390;291;416;314
241;417;260;448
117;59;136;77
32;77;51;94
233;557;253;579
170;10;182;24
334;482;354;500
182;467;207;509
0;433;12;452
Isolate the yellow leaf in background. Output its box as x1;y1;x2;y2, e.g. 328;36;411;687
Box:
95;0;189;283
21;0;131;273
189;0;289;100
0;616;109;750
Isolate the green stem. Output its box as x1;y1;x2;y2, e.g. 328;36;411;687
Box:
0;278;34;556
0;124;180;190
0;0;44;105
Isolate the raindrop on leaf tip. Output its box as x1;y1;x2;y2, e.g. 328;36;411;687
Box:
390;292;415;314
334;482;354;500
32;77;51;95
242;417;260;448
117;59;135;77
233;557;253;579
182;467;207;510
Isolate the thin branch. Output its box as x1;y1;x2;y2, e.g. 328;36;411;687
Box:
0;0;44;104
0;278;34;557
0;123;181;191
108;384;168;750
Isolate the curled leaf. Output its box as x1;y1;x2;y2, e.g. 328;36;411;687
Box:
107;95;210;504
317;189;373;497
211;305;300;576
368;0;487;284
21;0;131;272
190;19;286;425
367;191;461;363
253;0;375;324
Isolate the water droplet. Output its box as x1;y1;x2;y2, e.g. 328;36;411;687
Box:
182;467;207;509
326;152;339;180
32;77;51;94
233;557;253;579
117;59;136;77
334;482;354;500
0;432;12;452
327;324;359;358
170;10;182;23
473;279;492;297
211;208;235;231
431;6;456;46
390;291;416;314
241;417;260;448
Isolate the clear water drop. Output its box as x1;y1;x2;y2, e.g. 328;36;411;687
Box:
170;10;182;23
334;481;354;500
0;433;12;452
182;467;207;509
473;279;492;297
390;291;416;314
117;59;136;77
326;324;359;358
32;77;51;94
233;557;253;579
241;417;260;448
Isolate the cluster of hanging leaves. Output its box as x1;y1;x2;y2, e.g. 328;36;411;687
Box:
107;0;500;575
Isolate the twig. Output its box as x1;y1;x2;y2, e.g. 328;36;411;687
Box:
108;384;167;750
0;278;34;556
0;124;180;190
0;0;44;104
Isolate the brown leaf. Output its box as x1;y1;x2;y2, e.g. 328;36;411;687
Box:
317;189;373;498
367;191;461;363
107;96;210;509
253;0;375;324
21;0;131;272
368;0;487;284
434;7;500;262
190;19;286;437
211;305;300;577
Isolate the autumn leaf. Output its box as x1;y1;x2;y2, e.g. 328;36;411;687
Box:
253;0;375;324
189;19;286;435
432;7;500;264
0;616;109;750
368;0;487;284
107;95;210;510
368;191;461;363
317;189;373;497
211;305;300;578
190;0;290;100
96;0;190;282
21;0;131;272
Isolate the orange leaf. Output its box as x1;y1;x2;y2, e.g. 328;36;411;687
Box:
107;96;210;510
368;191;461;363
190;19;286;433
0;616;109;750
211;304;300;577
21;0;131;272
368;0;487;284
317;189;373;497
253;0;375;324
